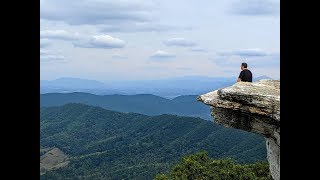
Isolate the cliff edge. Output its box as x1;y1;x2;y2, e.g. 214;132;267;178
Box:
197;79;280;180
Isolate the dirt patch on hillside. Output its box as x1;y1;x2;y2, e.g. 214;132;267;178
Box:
40;147;69;175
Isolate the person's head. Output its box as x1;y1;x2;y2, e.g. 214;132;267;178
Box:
241;62;248;70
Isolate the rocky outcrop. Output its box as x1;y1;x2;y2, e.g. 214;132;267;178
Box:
197;79;280;180
40;147;69;175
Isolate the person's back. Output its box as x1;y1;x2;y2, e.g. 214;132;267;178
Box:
237;62;252;82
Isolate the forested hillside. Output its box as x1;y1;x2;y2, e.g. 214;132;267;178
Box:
40;103;266;179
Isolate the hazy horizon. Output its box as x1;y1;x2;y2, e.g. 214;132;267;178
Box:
40;74;274;82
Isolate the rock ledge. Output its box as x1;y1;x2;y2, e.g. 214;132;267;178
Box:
197;79;280;180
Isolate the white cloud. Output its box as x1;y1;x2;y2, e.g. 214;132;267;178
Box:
40;39;51;48
40;0;155;25
40;29;126;49
112;55;128;59
40;30;80;40
164;38;196;47
73;35;126;49
190;47;207;52
42;55;65;61
210;49;279;68
41;1;191;33
219;48;269;57
229;0;280;16
150;50;175;59
40;49;66;62
99;23;192;33
40;49;49;55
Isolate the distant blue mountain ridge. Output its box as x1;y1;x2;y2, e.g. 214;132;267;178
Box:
40;92;212;120
40;76;272;98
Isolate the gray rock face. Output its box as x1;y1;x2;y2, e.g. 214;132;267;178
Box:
197;79;280;180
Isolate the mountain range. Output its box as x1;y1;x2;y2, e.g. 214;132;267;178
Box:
40;76;271;98
40;93;211;120
40;103;266;179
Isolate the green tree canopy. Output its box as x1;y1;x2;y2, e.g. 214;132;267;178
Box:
155;151;272;180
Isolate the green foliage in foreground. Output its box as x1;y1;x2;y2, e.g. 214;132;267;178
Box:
155;151;272;180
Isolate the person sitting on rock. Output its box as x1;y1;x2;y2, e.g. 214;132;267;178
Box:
237;62;252;82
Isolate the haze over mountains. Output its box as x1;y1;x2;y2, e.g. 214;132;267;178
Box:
40;76;271;98
40;93;211;120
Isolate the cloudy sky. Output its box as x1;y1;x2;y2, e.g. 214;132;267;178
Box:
40;0;280;81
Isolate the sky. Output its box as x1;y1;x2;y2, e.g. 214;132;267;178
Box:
40;0;280;81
